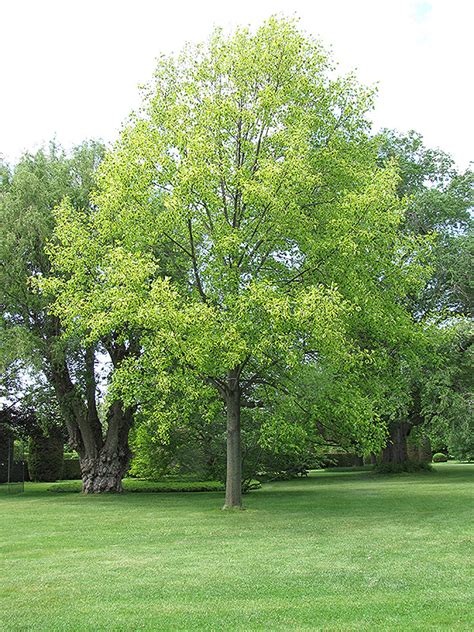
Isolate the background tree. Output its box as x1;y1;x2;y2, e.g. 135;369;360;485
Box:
378;128;472;317
375;129;473;467
0;142;137;492
27;425;64;482
422;321;473;461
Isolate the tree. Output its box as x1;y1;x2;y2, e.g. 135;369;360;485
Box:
45;18;427;507
378;129;473;317
0;142;136;492
375;129;473;467
422;321;473;461
27;426;64;482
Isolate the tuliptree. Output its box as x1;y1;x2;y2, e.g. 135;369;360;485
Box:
45;18;428;507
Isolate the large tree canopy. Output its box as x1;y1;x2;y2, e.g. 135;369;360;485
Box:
44;18;429;506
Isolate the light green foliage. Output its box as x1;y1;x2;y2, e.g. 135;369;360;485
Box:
128;400;323;484
44;18;429;468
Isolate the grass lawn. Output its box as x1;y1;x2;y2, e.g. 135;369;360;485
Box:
0;463;472;631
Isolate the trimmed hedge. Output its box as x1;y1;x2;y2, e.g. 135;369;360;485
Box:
48;478;262;494
320;452;364;468
48;479;226;493
27;428;64;482
62;458;81;480
432;452;448;463
375;460;433;474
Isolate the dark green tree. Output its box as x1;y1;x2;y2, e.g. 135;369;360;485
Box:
376;129;473;467
27;426;64;482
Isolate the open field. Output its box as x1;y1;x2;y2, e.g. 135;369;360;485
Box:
1;463;473;631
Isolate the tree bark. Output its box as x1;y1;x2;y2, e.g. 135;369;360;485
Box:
381;388;425;468
80;449;128;493
418;435;432;463
46;339;134;493
223;368;242;509
80;401;133;493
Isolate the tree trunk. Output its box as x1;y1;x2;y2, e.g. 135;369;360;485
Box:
80;449;129;493
223;368;242;509
46;339;134;493
80;401;133;493
381;422;411;465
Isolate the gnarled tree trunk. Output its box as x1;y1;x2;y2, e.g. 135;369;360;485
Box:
80;402;133;494
381;388;425;469
418;435;432;463
80;450;128;493
46;335;135;493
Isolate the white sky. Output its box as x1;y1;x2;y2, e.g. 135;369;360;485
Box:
1;0;472;169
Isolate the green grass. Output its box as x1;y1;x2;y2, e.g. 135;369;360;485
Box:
0;463;472;631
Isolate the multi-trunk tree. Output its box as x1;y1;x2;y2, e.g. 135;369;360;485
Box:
0;143;137;492
44;18;429;506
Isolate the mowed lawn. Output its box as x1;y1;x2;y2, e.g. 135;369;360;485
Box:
1;464;473;631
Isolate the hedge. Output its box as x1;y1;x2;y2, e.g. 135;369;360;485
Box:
27;428;64;482
62;458;82;480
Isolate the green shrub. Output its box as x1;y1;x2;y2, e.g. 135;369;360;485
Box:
432;452;448;463
27;428;64;482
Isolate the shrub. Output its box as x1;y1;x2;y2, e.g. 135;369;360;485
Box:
0;424;14;484
48;478;262;494
432;452;448;463
48;479;226;493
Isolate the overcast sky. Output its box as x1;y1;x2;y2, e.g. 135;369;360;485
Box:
1;0;472;168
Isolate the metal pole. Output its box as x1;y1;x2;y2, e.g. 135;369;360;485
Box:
7;435;11;492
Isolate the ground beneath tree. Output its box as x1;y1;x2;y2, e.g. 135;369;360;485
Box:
1;464;472;630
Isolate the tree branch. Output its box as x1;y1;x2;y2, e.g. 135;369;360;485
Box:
187;218;208;303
